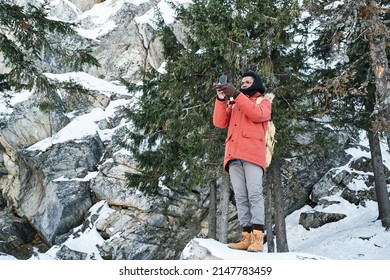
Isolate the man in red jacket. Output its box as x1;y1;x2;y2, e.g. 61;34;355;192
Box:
213;71;271;252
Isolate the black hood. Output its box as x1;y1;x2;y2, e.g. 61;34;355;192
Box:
240;71;265;96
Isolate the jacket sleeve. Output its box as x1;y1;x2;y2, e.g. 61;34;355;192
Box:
234;93;271;123
213;99;231;128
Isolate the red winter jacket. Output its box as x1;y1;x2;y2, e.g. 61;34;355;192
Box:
213;92;272;173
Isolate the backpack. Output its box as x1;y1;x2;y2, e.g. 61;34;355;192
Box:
256;94;276;168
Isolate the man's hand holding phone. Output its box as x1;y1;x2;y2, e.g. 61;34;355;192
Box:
216;74;240;100
216;74;228;101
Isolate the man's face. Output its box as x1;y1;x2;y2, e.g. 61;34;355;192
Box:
241;76;254;89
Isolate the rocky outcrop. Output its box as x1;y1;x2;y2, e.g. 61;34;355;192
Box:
95;189;209;260
299;211;347;230
0;208;48;259
69;0;105;12
16;134;103;245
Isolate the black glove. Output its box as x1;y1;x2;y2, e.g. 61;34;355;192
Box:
213;83;227;101
216;83;240;99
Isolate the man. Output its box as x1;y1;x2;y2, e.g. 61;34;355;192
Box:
213;71;271;252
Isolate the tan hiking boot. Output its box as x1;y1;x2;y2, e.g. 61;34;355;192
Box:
247;230;264;252
227;232;251;250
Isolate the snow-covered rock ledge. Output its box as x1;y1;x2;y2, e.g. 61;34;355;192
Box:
180;238;330;260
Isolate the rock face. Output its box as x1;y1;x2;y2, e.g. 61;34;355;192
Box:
0;0;387;260
0;0;211;258
1;0;182;259
0;70;212;259
0;208;47;260
299;211;347;230
16;134;103;245
69;0;105;12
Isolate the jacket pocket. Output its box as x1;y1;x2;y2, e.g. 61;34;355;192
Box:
242;131;263;142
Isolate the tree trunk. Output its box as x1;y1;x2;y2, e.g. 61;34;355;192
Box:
366;0;390;132
368;130;390;227
208;181;217;239
265;170;275;252
272;158;289;252
219;173;230;243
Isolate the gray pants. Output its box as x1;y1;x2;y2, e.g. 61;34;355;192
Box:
228;160;265;227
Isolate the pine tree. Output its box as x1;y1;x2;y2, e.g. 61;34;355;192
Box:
0;0;99;103
124;0;308;249
302;0;390;227
125;0;301;190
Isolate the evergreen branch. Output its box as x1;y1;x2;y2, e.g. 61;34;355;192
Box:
0;1;100;95
180;98;214;120
225;37;240;45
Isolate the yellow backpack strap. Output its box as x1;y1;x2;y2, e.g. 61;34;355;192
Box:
256;96;264;105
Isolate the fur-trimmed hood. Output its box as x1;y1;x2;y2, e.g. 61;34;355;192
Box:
263;93;275;103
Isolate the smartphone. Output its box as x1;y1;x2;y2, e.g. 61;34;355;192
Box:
219;74;228;84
